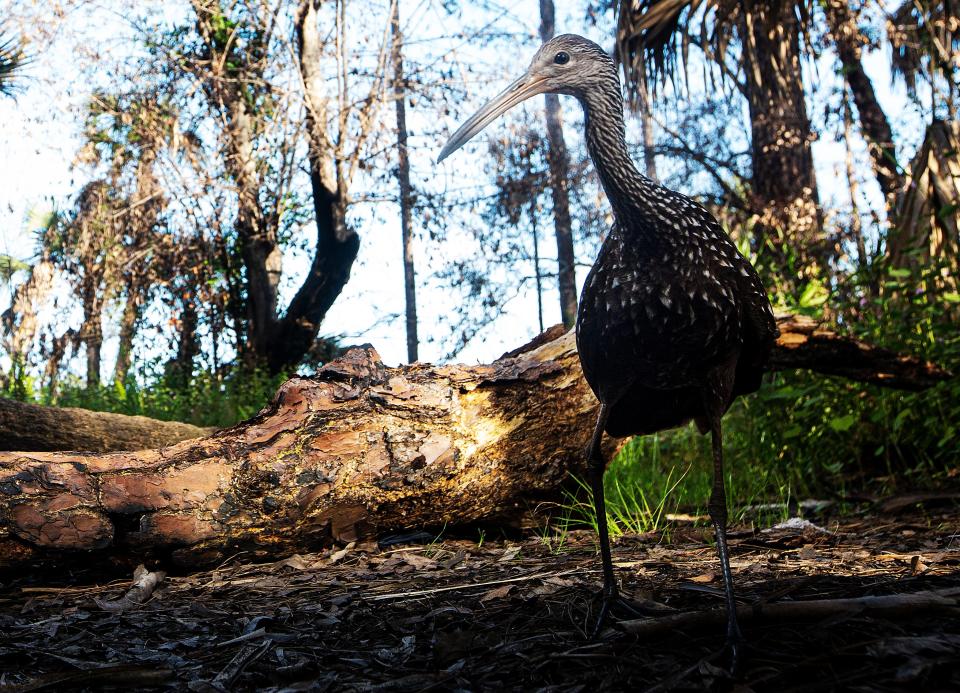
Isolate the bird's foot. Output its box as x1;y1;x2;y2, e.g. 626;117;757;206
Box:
589;587;665;639
720;626;744;677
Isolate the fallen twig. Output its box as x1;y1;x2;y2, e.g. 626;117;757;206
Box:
618;588;960;636
368;568;583;602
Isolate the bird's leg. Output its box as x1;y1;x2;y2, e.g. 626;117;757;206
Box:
587;404;615;597
587;403;639;635
707;412;743;669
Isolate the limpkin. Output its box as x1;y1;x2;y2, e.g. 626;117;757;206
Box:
438;35;778;654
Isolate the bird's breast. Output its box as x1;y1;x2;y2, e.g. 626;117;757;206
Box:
575;234;743;397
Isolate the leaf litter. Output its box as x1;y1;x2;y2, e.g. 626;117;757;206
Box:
1;505;959;691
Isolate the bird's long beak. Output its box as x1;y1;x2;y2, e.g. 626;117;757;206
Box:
437;72;551;163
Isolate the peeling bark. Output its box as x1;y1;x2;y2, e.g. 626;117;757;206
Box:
0;317;949;572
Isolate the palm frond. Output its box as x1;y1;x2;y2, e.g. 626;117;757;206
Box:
0;31;28;97
887;0;960;95
615;0;743;106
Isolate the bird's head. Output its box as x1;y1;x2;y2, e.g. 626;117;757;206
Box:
437;34;616;162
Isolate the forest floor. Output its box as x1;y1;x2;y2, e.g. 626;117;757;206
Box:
1;499;959;692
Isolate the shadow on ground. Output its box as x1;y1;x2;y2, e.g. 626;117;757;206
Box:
2;506;959;691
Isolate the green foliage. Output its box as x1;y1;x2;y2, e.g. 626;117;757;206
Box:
3;357;35;403
577;261;959;534
0;255;29;283
46;364;288;428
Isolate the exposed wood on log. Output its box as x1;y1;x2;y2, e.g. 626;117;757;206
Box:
0;398;213;453
0;315;951;572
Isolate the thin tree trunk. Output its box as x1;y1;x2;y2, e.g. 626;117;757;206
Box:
530;196;545;333
82;283;103;390
271;0;362;374
167;300;199;389
823;0;904;218
1;255;54;361
390;0;418;363
843;96;868;270
191;0;281;368
539;0;577;329
43;330;74;404
113;288;141;384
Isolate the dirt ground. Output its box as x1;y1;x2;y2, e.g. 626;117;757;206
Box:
1;500;959;692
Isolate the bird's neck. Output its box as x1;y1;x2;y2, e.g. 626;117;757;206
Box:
578;85;664;229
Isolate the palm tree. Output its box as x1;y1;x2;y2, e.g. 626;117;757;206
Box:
887;0;959;119
0;32;27;97
885;1;960;286
616;1;822;287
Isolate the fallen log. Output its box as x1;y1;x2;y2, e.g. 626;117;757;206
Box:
0;316;950;572
0;398;213;453
767;313;949;390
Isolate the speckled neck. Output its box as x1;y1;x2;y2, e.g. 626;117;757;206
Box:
577;76;666;230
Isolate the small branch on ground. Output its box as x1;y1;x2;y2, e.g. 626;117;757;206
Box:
616;588;960;637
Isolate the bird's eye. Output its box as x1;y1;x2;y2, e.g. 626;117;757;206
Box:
554;51;570;65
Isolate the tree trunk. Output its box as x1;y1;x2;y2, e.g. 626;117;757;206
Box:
1;255;55;364
741;2;823;284
539;0;578;329
113;288;141;384
82;283;103;390
0;398;211;453
843;95;869;271
0;316;948;572
269;0;363;374
823;0;904;218
191;0;281;367
191;0;359;376
166;300;199;388
888;120;960;291
390;0;419;363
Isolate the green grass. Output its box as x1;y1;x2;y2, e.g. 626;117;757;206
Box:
5;362;289;429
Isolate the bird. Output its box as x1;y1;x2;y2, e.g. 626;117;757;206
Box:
438;34;778;657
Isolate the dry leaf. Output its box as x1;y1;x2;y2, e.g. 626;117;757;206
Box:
400;553;438;570
688;572;716;584
498;546;521;562
328;541;355;565
479;585;514;603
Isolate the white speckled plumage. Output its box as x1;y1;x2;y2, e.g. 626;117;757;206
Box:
438;34;778;648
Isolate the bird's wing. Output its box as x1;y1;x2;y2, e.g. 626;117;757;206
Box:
576;231;741;400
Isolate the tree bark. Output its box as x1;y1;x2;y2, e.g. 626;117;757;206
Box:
113;288;141;384
741;2;823;283
888;120;960;291
0;398;211;453
0;316;948;572
390;0;419;363
1;255;54;365
271;0;363;374
82;282;103;390
539;0;578;329
843;96;868;270
823;0;904;217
